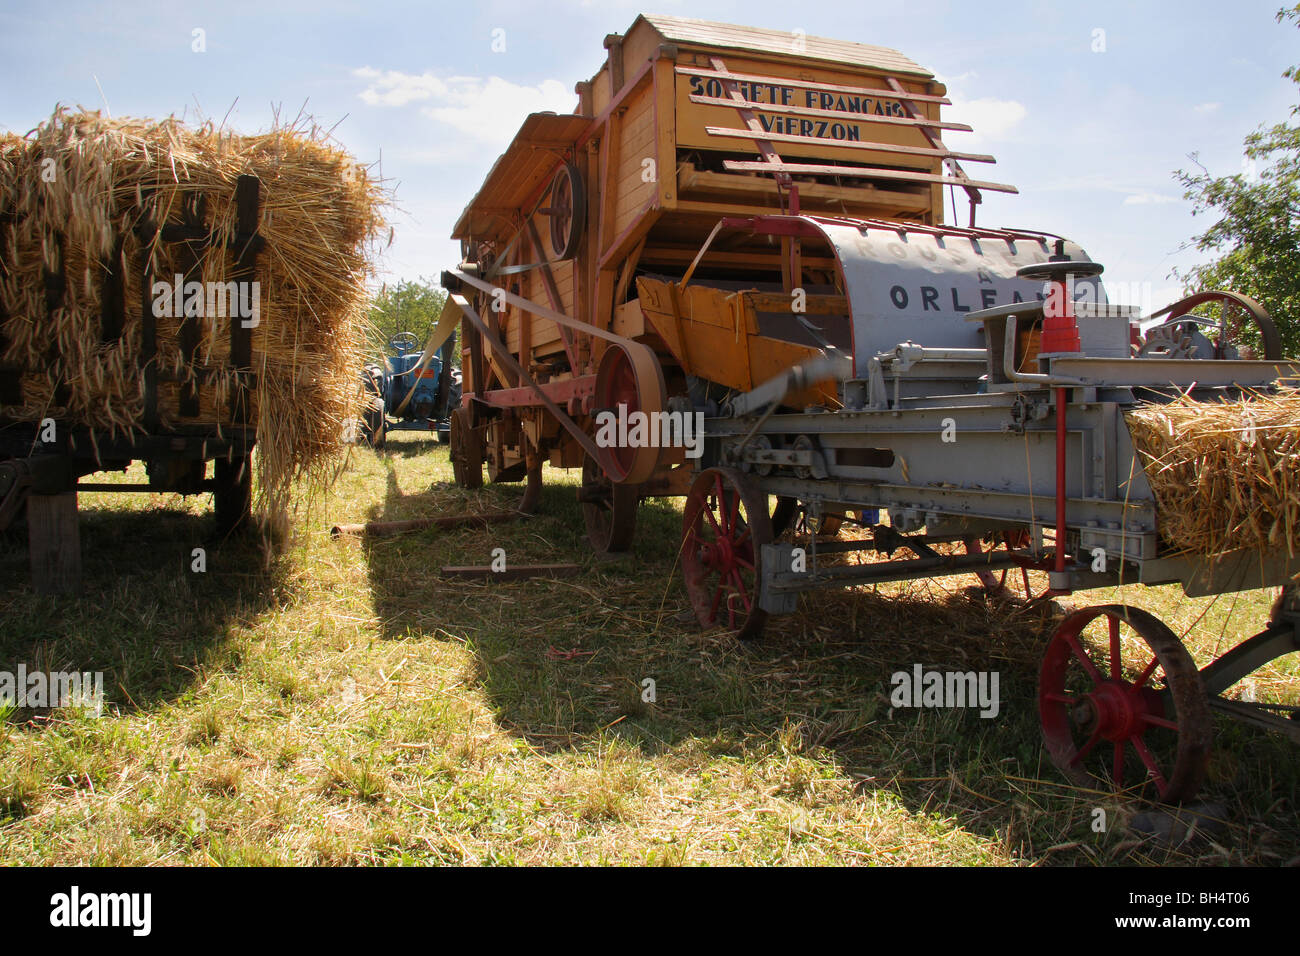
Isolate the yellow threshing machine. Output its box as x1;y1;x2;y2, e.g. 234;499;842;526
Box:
419;15;1299;802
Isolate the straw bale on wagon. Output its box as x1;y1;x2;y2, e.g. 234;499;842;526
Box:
1126;387;1300;559
0;109;385;522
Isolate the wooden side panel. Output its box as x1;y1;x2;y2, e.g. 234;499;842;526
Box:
610;86;657;248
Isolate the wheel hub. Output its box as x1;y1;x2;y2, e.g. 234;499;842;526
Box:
701;536;738;572
1077;681;1163;743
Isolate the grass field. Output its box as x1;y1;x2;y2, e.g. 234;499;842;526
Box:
1;430;1297;865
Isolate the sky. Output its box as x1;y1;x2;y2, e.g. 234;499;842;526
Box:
2;0;1296;313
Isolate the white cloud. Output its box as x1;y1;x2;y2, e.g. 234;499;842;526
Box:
353;67;574;145
424;77;574;144
354;67;446;107
947;96;1027;141
1194;101;1221;114
1122;191;1178;205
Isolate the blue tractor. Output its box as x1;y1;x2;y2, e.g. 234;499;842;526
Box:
361;331;461;448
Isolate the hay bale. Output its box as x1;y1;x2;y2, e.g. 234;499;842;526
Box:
1125;387;1300;559
0;108;385;526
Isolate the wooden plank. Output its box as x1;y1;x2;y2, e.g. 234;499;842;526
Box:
640;245;839;271
229;175;260;423
598;204;663;271
522;219;579;371
654;56;677;210
578;133;596;371
708;56;788;187
175;192;205;417
98;237;125;344
330;510;522;538
675;163;930;212
675;65;951;104
136;214;158;431
690;94;971;131
721;160;1018;194
440;563;581;581
885;76;983;216
705;126;993;163
27;492;81;595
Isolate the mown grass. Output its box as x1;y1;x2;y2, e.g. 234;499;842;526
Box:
0;429;1296;865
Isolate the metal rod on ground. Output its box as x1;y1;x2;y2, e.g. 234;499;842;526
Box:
330;510;521;538
440;564;582;581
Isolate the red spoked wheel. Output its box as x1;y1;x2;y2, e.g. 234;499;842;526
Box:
681;467;772;639
1145;290;1281;361
593;341;667;485
1039;604;1211;802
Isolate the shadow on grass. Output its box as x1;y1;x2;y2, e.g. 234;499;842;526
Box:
358;457;1300;864
374;432;445;459
0;500;289;720
358;462;1073;838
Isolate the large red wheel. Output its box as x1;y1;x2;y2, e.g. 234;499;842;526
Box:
681;467;772;639
593;341;667;485
1144;290;1282;360
1039;605;1211;802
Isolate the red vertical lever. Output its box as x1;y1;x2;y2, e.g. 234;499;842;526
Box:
1015;249;1103;590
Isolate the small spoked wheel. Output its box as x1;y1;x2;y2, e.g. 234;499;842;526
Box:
963;531;1038;600
1038;604;1211;802
681;467;771;639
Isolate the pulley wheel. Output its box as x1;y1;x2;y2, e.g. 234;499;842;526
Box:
546;163;585;260
593;341;667;485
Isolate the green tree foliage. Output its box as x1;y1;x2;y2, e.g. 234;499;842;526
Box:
365;277;454;362
1174;5;1300;356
